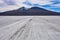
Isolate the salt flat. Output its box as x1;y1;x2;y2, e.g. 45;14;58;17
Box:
0;16;60;40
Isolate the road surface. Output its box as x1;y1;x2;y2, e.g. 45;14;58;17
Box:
0;16;60;40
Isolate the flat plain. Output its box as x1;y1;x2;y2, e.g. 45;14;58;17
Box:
0;16;60;40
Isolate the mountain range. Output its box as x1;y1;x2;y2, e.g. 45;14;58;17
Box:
0;7;60;15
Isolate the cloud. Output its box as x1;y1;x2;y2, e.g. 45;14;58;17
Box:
0;5;23;12
0;0;54;7
0;0;26;12
0;1;32;12
52;4;60;7
0;0;4;3
3;0;16;5
0;0;60;12
28;0;53;5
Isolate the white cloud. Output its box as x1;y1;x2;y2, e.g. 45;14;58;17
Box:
50;4;60;8
0;0;32;12
0;0;26;12
53;4;60;7
28;0;53;5
0;6;19;12
0;0;60;12
0;3;26;12
0;0;4;3
0;1;32;12
14;0;26;3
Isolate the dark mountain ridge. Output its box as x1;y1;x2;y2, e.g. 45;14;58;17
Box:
0;7;60;15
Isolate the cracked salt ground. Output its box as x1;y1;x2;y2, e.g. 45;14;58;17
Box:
0;16;60;40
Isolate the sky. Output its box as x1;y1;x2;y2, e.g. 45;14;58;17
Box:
0;0;60;12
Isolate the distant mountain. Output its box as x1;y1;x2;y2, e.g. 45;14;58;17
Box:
26;7;60;15
0;7;60;15
0;7;27;15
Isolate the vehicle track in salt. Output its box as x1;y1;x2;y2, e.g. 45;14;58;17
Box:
0;16;60;40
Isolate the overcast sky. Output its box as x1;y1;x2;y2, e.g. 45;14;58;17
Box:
0;0;60;12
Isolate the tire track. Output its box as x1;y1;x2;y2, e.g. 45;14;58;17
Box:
9;17;33;40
